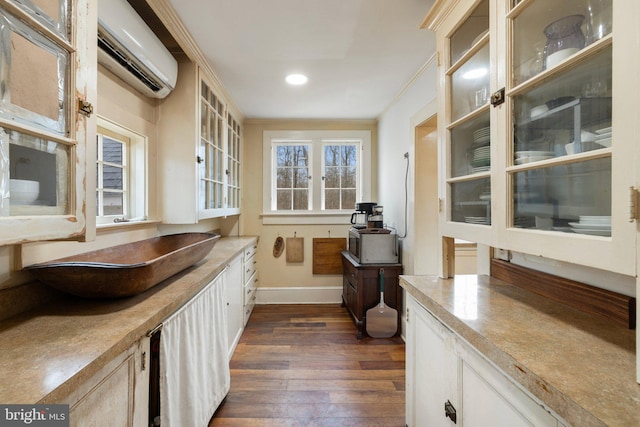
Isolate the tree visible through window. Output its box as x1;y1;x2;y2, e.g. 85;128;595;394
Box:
323;144;357;210
275;144;310;210
265;130;370;216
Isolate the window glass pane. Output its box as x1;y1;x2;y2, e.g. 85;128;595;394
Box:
102;191;123;216
102;137;123;164
325;189;340;209
513;48;611;161
293;168;308;188
512;157;611;234
325;166;340;188
450;113;490;178
511;0;611;85
343;166;356;188
102;165;123;190
277;168;292;188
0;10;69;134
277;189;291;210
9;0;69;40
342;189;356;209
451;42;490;121
450;0;489;64
450;178;491;224
3;128;69;215
292;189;308;210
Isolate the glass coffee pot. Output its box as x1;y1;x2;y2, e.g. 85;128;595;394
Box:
543;14;586;70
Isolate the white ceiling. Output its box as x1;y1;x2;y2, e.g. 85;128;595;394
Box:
167;0;436;120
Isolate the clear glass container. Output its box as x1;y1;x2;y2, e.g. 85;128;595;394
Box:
542;14;586;70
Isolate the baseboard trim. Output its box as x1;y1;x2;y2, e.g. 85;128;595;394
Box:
256;286;343;304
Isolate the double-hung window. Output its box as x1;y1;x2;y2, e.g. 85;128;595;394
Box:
263;130;371;222
96;118;147;225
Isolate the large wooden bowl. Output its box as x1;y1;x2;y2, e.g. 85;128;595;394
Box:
25;233;220;298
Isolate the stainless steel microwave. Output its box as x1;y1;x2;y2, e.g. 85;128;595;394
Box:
348;228;398;264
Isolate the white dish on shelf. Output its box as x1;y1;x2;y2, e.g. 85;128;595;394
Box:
515;155;554;164
530;104;549;118
515;151;554;157
579;215;611;224
546;48;580;68
471;166;491;173
568;222;611;230
595;126;612;134
10;179;40;205
573;228;611;236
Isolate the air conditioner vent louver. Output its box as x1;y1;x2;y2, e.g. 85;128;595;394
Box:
97;33;163;93
97;0;177;99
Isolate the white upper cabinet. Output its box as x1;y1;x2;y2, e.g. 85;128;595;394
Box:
427;0;637;275
158;62;241;223
0;0;95;244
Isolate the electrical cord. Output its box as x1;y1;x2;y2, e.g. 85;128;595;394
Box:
400;152;409;238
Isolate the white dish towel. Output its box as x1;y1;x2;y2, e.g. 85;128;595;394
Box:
160;271;230;426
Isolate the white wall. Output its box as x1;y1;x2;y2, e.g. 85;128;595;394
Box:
377;59;438;275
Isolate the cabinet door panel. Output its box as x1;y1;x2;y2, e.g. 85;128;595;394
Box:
407;298;457;427
460;347;558;427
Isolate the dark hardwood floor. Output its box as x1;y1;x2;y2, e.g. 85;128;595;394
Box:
209;304;406;427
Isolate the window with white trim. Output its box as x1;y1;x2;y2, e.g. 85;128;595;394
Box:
263;130;371;217
96;118;147;224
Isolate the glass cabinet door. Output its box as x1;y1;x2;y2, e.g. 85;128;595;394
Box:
226;112;240;212
0;0;90;243
199;80;225;213
445;0;491;228
507;0;612;235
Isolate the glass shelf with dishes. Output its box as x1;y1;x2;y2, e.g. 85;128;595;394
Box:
446;0;491;227
508;0;612;237
510;0;612;86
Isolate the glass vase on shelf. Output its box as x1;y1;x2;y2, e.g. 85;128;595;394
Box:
542;14;586;70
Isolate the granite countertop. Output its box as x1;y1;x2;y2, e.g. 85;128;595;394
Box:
0;236;257;405
400;274;639;427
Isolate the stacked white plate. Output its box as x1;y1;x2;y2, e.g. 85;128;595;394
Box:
471;146;490;172
594;126;612;148
464;216;490;225
514;151;554;164
568;216;611;236
473;126;490;145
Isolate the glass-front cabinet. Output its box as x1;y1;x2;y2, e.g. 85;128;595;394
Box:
0;0;93;244
427;0;637;275
158;63;241;223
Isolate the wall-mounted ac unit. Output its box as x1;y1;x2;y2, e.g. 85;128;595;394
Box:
98;0;178;99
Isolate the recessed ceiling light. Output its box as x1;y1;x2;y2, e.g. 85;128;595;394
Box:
285;73;308;85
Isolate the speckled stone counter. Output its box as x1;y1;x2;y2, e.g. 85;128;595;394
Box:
400;274;639;427
0;236;257;404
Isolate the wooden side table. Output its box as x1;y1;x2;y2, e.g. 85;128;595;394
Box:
340;251;403;339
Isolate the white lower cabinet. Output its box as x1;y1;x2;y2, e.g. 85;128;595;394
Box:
242;243;258;325
225;253;244;357
63;337;150;427
406;296;560;427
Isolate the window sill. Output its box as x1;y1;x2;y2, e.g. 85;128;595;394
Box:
261;212;352;225
96;219;161;233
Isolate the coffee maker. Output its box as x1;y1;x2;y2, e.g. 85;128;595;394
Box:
350;202;376;228
367;205;384;228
